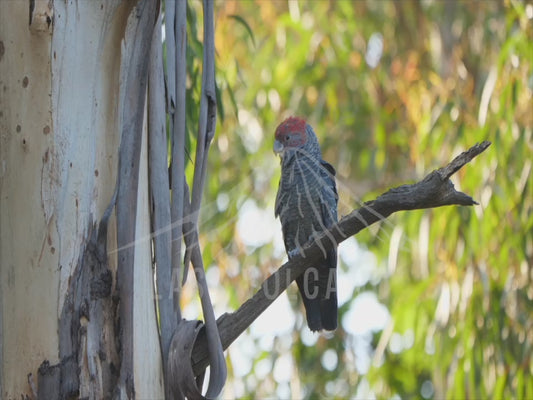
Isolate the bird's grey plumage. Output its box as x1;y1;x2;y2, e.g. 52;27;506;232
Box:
275;121;338;331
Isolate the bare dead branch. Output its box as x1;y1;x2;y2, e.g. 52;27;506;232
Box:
438;141;490;180
189;141;491;376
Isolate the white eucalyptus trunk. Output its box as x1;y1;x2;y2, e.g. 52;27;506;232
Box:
0;1;163;397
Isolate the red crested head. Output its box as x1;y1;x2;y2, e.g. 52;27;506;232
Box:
275;117;306;140
274;117;307;150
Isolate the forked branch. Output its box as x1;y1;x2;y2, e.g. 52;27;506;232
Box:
190;140;491;376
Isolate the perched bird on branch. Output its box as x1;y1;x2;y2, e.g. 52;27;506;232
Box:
274;117;339;331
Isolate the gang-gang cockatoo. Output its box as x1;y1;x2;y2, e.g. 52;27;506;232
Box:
274;116;338;331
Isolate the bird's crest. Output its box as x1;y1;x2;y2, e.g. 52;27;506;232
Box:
275;116;306;141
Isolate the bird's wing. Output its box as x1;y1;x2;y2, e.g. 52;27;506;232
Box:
274;180;284;218
317;159;339;331
319;160;338;228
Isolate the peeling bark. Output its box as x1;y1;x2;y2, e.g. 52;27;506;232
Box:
46;195;119;399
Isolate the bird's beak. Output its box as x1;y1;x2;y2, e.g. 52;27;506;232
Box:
273;139;284;154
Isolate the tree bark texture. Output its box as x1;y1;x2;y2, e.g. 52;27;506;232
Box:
0;1;163;398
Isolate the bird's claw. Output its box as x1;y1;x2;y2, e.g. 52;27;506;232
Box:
288;247;306;259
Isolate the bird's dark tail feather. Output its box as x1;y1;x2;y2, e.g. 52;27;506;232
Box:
298;290;338;332
319;294;338;331
297;254;338;332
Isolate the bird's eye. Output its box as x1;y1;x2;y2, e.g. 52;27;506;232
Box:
285;135;290;142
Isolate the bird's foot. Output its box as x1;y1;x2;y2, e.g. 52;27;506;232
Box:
288;246;306;258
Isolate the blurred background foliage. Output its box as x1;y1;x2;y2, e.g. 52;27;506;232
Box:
173;0;532;398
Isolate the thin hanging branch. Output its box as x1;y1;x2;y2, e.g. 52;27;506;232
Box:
170;0;187;316
165;0;176;114
170;0;227;398
189;141;492;376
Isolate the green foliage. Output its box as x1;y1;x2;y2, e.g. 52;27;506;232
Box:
180;0;532;398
